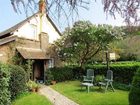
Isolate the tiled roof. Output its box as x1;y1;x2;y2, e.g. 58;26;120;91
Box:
16;47;50;59
0;36;17;45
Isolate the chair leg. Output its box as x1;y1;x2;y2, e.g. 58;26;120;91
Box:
87;86;89;93
105;82;109;92
110;82;115;92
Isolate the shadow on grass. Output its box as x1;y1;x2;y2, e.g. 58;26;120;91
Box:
74;85;106;93
75;84;116;93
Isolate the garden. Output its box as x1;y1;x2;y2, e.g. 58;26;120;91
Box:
51;81;129;105
0;21;140;105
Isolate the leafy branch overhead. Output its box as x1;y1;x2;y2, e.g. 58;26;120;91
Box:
56;21;124;68
10;0;140;25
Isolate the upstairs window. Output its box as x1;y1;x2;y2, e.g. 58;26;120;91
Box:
29;24;37;40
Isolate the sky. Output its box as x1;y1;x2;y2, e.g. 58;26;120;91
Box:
0;0;125;32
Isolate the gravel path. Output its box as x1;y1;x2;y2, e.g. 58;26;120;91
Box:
39;86;79;105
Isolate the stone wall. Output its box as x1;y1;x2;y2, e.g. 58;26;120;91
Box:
0;42;15;63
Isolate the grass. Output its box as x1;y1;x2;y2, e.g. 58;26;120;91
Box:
12;93;52;105
51;81;129;105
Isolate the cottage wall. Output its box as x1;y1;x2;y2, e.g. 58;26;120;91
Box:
0;43;15;63
13;14;60;43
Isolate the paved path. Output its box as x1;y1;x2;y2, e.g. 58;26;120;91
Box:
39;86;79;105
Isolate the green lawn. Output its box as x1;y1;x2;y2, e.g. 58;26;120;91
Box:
12;93;52;105
51;81;129;105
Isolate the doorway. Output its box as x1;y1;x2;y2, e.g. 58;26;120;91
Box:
33;60;44;82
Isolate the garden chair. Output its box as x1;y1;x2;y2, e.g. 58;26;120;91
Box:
83;69;94;83
99;70;115;92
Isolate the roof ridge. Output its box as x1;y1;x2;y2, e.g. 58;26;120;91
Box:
0;12;61;39
0;12;39;38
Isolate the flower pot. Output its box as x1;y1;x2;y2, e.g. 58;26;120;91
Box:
51;81;56;85
31;88;36;92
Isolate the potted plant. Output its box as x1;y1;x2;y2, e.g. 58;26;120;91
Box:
35;83;41;92
51;80;56;85
26;80;37;92
95;75;105;85
45;69;55;85
31;81;37;92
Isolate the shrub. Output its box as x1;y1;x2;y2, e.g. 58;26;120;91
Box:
95;75;105;83
129;67;140;105
46;62;139;85
49;67;74;82
0;63;11;105
114;82;130;91
26;80;40;92
9;65;27;100
86;63;139;84
45;69;54;85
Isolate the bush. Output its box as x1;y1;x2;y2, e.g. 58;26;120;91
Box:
86;63;139;84
129;67;140;105
45;69;54;85
9;65;27;100
26;80;40;92
46;62;140;85
0;63;11;105
114;82;130;91
95;75;105;83
49;67;74;82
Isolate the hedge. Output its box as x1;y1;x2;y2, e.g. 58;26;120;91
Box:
9;65;27;100
0;63;11;105
86;64;139;84
49;67;75;82
48;63;140;84
129;67;140;105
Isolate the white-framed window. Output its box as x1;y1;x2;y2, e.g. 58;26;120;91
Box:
48;58;54;68
29;24;37;39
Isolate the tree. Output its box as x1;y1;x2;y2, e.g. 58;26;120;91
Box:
110;32;140;61
10;0;140;25
56;21;122;68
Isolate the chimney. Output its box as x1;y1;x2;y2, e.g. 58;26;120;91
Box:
39;32;49;51
39;0;46;14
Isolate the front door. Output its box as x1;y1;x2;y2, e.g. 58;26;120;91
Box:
33;60;44;82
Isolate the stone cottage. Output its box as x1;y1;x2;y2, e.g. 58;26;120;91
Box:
0;0;61;82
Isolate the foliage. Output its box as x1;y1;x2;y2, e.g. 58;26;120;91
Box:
49;67;76;82
51;81;129;105
129;67;140;105
26;80;40;90
11;0;140;26
49;62;140;84
24;60;34;81
0;63;11;105
111;35;140;61
95;75;105;83
12;93;52;105
9;65;27;100
45;69;54;85
114;82;130;91
11;52;24;65
12;53;34;80
103;0;140;25
86;63;139;84
56;21;123;68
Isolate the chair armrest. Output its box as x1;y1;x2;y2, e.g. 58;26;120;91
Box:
91;76;94;78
